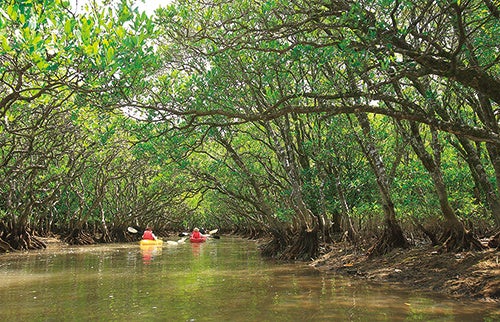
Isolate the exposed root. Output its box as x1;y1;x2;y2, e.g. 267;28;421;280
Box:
64;229;95;245
366;224;409;257
0;228;47;251
0;237;14;253
28;234;47;249
260;235;287;258
96;228;113;243
97;227;137;243
440;226;485;253
487;231;500;249
415;221;439;246
279;228;319;261
259;228;320;261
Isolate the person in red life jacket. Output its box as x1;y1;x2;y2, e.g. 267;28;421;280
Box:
142;227;157;240
191;227;202;239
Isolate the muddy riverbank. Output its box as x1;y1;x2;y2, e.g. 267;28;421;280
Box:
311;243;499;302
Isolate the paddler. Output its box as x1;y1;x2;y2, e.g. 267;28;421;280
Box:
191;227;202;239
142;227;157;240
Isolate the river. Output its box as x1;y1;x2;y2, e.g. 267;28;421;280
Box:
0;237;498;321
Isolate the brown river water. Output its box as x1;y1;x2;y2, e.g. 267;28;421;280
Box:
0;237;498;321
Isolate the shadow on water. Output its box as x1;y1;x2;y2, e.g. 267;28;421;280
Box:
0;237;498;321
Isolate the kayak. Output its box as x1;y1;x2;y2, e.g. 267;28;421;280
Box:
139;239;163;246
189;236;207;243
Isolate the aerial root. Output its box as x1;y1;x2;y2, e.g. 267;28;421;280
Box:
64;229;95;245
366;225;409;258
439;226;484;252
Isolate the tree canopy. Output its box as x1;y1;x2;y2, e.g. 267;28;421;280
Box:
1;0;499;258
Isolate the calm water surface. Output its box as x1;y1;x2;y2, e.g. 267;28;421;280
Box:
0;237;498;321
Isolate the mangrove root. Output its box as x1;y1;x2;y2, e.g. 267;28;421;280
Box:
366;226;409;258
279;229;319;261
440;227;484;252
64;229;95;245
487;231;500;249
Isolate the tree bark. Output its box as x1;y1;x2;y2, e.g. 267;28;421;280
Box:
405;122;484;251
452;137;500;227
353;113;408;256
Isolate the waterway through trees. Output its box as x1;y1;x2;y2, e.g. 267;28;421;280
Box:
0;237;498;321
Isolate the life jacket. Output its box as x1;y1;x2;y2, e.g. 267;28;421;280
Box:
191;231;202;239
142;230;155;240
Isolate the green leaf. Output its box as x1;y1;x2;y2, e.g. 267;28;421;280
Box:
0;34;11;51
6;5;17;21
116;26;125;38
36;59;49;70
64;20;72;35
106;46;115;62
92;40;99;54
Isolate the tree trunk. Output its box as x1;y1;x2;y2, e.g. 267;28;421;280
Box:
407;74;500;227
321;160;357;242
452;137;500;227
405;122;484;252
261;116;320;260
354;113;408;256
461;33;500;227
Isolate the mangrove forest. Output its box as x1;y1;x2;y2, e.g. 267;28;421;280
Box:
1;0;500;262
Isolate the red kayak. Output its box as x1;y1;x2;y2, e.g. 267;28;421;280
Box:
190;236;207;243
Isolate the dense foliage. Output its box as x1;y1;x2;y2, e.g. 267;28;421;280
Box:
1;0;499;258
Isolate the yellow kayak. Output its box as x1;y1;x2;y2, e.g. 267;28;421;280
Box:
139;239;163;246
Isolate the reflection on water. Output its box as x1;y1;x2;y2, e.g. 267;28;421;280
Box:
140;245;162;264
191;242;202;257
0;237;498;321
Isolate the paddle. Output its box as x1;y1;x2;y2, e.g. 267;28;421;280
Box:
178;229;221;239
128;226;142;234
166;237;188;245
128;227;161;241
207;228;221;239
